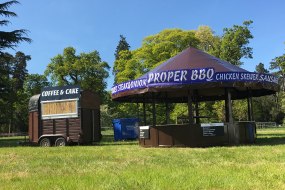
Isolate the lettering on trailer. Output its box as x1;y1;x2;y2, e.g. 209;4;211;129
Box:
41;85;81;101
111;68;279;95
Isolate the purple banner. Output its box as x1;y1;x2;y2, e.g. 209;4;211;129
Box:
112;68;278;95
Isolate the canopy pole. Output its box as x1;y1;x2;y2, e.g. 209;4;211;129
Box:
152;93;156;127
143;100;146;125
225;88;233;123
250;94;254;121
194;90;200;124
188;90;194;125
136;102;139;120
247;89;253;121
225;88;238;145
195;102;200;124
165;93;170;124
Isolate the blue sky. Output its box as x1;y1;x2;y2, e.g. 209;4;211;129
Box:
5;0;285;90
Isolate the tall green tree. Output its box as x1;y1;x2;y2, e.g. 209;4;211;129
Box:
0;52;13;129
24;74;50;97
0;1;31;52
195;25;218;52
253;63;279;122
0;51;31;132
270;51;285;90
113;35;131;84
114;35;130;60
12;51;30;90
256;62;269;73
216;20;253;66
45;47;110;97
269;45;285;123
0;1;31;132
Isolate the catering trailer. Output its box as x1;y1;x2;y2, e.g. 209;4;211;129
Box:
28;85;101;146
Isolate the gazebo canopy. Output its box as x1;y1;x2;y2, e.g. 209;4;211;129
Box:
112;47;279;103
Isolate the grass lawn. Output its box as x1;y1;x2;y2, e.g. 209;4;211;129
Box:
0;128;285;190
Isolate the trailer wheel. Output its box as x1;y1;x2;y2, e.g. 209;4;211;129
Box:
39;138;51;147
55;137;66;147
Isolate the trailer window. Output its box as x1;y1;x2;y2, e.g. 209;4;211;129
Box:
41;99;78;119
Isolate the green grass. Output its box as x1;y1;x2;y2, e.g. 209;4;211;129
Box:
0;128;285;189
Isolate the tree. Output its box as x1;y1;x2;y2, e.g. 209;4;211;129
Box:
114;35;130;60
45;47;110;97
255;62;269;73
24;74;50;97
0;52;13;129
0;51;31;132
269;45;285;123
195;25;217;52
113;35;131;84
0;0;31;52
218;20;253;66
138;29;200;71
270;52;285;90
12;51;30;91
0;52;13;93
0;1;31;132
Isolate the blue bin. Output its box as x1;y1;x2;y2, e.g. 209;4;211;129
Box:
246;123;255;143
112;118;139;141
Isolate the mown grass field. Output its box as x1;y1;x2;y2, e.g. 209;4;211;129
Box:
1;128;285;190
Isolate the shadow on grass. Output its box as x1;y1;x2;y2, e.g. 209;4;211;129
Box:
255;136;285;146
0;134;138;147
1;133;285;147
97;135;138;146
256;133;285;137
0;136;28;148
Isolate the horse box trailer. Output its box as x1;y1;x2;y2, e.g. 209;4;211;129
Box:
28;85;101;146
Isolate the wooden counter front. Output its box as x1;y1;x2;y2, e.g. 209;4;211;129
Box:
139;124;229;147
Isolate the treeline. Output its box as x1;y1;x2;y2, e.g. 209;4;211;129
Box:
1;1;285;133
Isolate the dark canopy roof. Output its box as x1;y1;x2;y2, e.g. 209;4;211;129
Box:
112;47;279;103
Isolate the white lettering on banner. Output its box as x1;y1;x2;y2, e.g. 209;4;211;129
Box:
240;73;259;80
148;70;188;84
65;88;79;94
41;90;59;97
160;72;167;82
199;69;206;80
206;69;214;81
154;73;160;83
215;73;240;81
259;74;278;84
111;86;117;94
181;70;187;81
148;73;154;83
174;70;180;82
42;88;80;97
167;71;174;82
191;70;198;80
191;68;214;81
113;79;147;94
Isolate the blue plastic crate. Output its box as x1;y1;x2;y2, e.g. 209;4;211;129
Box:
112;118;139;141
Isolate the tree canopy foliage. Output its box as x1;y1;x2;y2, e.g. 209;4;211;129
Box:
0;51;31;132
45;47;110;97
113;35;131;84
0;0;31;52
